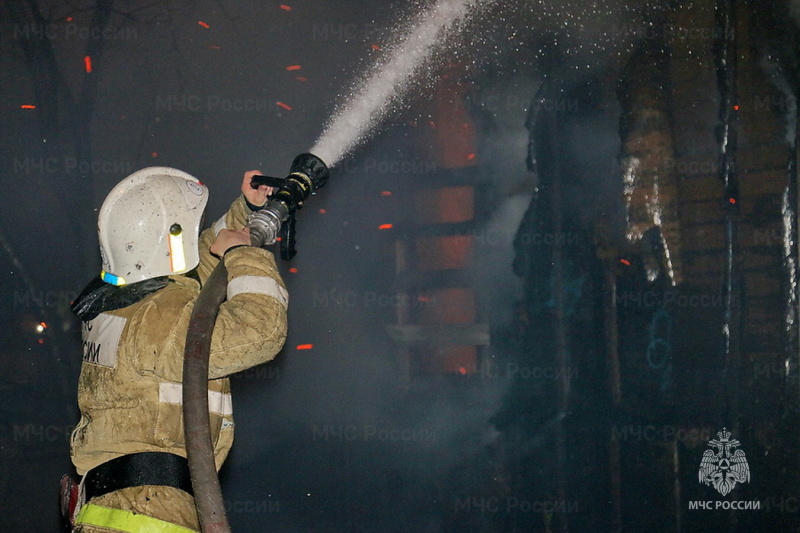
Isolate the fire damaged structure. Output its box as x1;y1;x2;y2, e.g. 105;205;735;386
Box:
487;1;798;531
383;0;799;531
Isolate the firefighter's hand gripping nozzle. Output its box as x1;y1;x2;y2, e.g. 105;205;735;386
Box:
247;153;329;258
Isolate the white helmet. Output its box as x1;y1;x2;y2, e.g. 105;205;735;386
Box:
97;167;209;285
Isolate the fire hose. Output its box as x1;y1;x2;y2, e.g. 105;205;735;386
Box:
183;154;329;532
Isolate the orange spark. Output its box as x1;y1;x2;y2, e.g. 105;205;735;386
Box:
276;101;292;111
380;191;393;196
371;44;381;50
280;4;292;11
458;367;467;375
466;153;476;160
84;56;92;73
295;76;309;82
378;224;393;230
729;198;737;204
286;65;302;71
619;258;631;266
289;267;298;273
296;344;313;350
319;209;327;214
198;21;210;28
20;104;36;109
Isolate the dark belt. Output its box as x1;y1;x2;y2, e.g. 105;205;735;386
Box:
84;452;194;502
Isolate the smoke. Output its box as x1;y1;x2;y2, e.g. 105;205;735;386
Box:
469;194;532;324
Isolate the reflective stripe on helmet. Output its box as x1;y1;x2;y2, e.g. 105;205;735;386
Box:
74;503;198;533
100;270;127;286
168;224;186;273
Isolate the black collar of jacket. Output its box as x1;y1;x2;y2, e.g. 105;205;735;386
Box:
71;275;170;322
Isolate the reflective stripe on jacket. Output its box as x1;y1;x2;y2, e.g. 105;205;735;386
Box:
75;503;199;532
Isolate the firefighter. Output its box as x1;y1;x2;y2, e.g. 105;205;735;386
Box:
66;167;288;532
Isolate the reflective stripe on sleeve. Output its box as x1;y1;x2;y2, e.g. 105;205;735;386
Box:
213;215;227;236
159;382;232;416
227;275;289;308
74;503;199;533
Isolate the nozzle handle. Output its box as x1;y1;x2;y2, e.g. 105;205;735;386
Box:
250;175;285;189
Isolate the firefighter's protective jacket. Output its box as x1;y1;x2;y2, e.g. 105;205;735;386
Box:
70;195;288;476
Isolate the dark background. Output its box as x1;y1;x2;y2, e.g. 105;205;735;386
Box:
1;0;799;531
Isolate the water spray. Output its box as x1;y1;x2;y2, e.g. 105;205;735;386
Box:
311;0;486;167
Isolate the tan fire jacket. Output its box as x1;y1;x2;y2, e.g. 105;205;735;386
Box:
70;195;288;475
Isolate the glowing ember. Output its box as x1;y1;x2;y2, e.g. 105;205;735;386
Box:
378;224;393;230
84;56;92;73
289;267;298;273
296;344;313;350
380;191;393;196
280;4;292;11
20;104;36;109
286;65;302;71
197;21;210;28
277;101;292;111
620;258;631;266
